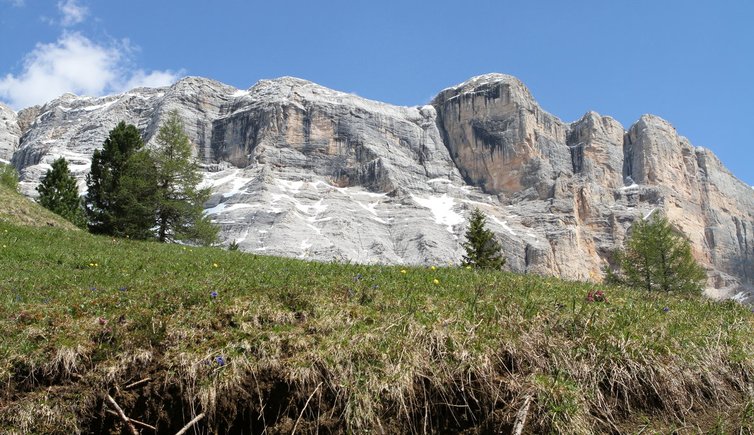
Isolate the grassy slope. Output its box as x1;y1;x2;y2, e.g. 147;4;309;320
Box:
1;186;753;433
0;184;78;230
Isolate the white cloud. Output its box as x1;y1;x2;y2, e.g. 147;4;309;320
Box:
58;0;88;26
4;0;25;6
0;32;181;109
123;70;181;90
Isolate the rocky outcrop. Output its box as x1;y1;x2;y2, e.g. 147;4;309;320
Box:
433;74;571;198
0;103;20;162
6;74;754;301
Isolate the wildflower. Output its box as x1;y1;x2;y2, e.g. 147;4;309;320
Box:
2;245;5;248
433;279;440;285
89;263;95;267
663;307;670;313
431;266;436;271
465;265;472;270
215;356;226;366
97;317;107;326
212;263;219;268
400;269;407;274
119;286;127;292
210;291;218;298
90;287;97;291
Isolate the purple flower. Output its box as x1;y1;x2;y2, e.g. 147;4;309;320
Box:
215;356;225;366
663;307;670;313
118;286;127;292
210;291;218;298
90;287;97;291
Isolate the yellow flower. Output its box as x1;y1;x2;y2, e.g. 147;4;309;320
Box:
89;263;95;267
213;263;219;268
431;266;436;270
433;279;440;285
400;269;407;274
465;266;472;270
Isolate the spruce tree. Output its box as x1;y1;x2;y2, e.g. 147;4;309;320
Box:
615;213;706;292
85;122;157;238
36;158;85;228
462;208;506;270
152;111;217;245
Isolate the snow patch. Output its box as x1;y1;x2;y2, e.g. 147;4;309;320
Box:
205;202;256;215
412;194;463;233
427;178;452;184
356;201;379;216
489;216;516;235
201;169;252;198
731;291;751;303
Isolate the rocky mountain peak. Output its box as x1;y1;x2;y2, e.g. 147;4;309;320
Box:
3;73;753;302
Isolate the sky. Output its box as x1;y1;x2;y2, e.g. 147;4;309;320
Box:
1;0;752;185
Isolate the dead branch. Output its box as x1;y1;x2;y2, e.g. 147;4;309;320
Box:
105;409;156;431
512;394;532;435
125;377;153;390
175;413;205;435
106;394;139;435
291;382;323;435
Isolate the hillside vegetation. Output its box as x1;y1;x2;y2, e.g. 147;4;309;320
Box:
1;185;753;434
0;183;78;230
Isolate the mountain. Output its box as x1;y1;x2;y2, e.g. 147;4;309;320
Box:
3;74;753;300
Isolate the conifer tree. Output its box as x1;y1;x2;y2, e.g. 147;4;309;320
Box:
614;213;706;292
462;208;506;270
36;158;85;228
85;122;157;238
152;111;217;245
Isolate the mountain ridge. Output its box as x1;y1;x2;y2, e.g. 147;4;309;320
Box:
2;73;753;300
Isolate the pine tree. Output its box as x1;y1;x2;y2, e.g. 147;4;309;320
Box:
462;208;506;270
152;111;217;245
615;213;706;292
85;122;157;238
36;158;85;228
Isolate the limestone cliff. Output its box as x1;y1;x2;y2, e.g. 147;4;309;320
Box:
6;74;754;300
0;103;20;163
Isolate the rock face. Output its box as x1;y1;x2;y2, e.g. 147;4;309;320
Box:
6;74;754;300
0;103;21;163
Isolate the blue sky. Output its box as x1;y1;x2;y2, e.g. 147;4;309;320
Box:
1;0;752;185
